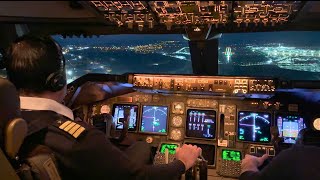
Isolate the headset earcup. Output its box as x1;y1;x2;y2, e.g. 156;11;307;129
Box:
45;71;66;92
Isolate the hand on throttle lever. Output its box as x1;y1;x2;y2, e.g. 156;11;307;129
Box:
175;144;202;170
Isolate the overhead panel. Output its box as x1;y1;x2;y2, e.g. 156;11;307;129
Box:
89;1;305;32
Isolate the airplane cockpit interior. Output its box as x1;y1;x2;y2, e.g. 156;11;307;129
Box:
1;1;320;180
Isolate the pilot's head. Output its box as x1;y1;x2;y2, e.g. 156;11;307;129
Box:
4;34;67;103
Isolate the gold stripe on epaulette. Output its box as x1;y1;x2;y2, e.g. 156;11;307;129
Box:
68;124;81;135
64;122;76;132
73;127;85;138
59;121;72;130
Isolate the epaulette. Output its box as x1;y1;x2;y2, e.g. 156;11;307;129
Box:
54;120;87;139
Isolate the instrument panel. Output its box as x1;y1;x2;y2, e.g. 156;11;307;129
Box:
87;85;305;178
68;73;320;179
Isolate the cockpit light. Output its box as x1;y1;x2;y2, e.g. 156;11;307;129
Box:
313;118;320;131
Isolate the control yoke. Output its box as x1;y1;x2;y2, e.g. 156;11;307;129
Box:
92;106;130;143
116;107;130;142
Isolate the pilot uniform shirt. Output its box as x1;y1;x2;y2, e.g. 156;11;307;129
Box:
20;97;186;180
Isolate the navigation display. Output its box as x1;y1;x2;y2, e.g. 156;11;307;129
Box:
159;143;179;155
140;105;168;134
238;111;271;143
187;143;215;166
276;114;305;144
112;104;138;131
186;109;216;139
222;149;242;161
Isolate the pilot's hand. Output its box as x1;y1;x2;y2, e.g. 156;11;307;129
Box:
241;154;269;174
175;144;201;170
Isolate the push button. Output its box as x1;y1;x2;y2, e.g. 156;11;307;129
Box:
268;148;275;156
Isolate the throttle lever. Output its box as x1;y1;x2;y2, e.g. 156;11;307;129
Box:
185;151;208;180
198;153;208;180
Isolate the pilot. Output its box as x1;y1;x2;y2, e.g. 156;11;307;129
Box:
4;34;201;179
240;145;320;180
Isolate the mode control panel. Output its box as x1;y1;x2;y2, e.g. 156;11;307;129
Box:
130;74;277;95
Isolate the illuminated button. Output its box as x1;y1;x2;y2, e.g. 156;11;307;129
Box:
172;116;183;127
170;129;182;141
268;148;275;156
250;147;255;153
146;136;153;144
256;146;264;154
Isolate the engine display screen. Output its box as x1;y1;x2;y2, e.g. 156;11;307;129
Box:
187;143;215;166
140;105;168;134
276;114;305;144
159;143;179;155
112;104;138;131
186;109;216;139
222;149;242;161
238;111;271;143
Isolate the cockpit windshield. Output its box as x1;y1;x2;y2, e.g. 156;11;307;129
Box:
53;34;193;83
218;31;320;80
1;31;319;82
52;31;320;83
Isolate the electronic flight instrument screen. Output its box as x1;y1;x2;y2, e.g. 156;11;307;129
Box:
186;109;216;139
140;105;168;134
112;104;138;131
238;111;271;143
276;114;305;144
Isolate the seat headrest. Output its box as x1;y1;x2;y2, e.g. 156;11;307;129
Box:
0;78;21;129
0;78;27;159
296;128;320;147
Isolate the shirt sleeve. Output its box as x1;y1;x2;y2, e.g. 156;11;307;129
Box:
68;129;186;180
239;148;296;180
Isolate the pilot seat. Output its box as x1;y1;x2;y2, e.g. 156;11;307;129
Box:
0;78;61;180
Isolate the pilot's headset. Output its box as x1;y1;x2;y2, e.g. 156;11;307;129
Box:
2;35;67;92
44;40;67;92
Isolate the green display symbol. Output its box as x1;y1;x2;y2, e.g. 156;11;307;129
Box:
222;149;242;161
160;143;179;154
260;137;269;142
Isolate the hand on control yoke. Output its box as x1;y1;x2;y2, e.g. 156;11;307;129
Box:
241;154;269;174
175;144;202;170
